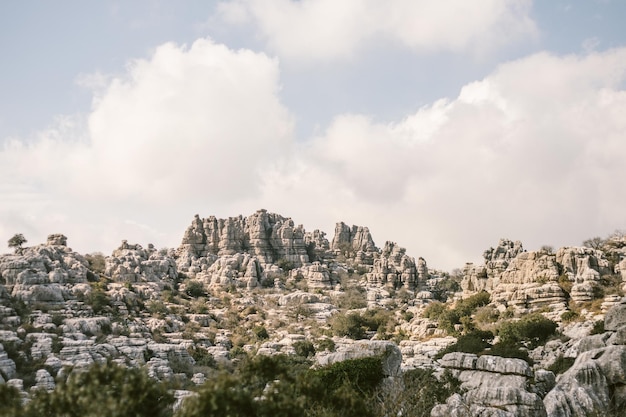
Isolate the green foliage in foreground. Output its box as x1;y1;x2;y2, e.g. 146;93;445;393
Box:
0;354;459;417
0;362;174;417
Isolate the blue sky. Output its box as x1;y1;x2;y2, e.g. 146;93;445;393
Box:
2;1;626;270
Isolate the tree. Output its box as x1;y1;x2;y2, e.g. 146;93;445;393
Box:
582;236;605;250
8;233;27;254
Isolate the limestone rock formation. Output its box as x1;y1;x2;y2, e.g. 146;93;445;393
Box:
316;340;402;378
462;240;617;316
291;262;333;289
367;242;420;290
461;239;524;295
105;241;177;283
543;298;626;416
331;222;378;264
0;239;90;303
177;210;310;269
432;352;547;417
193;253;265;289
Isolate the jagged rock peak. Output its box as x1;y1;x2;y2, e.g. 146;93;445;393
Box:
177;209;311;267
331;222;377;254
46;234;67;247
482;238;524;262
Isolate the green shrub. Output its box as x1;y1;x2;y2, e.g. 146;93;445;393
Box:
185;280;205;297
498;313;558;349
336;287;367;309
87;285;111;315
313;356;384;395
0;383;23;416
488;342;532;363
454;291;491;317
316;338;336;352
253;326;269;340
276;258;295;272
330;312;369;339
374;368;460;417
423;301;447;320
187;346;216;368
293;340;316;358
561;310;579;323
590;320;605;335
436;330;494;358
24;362;174;417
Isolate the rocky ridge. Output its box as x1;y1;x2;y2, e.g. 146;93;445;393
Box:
1;212;625;416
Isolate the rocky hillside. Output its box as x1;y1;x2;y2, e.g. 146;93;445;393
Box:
1;210;625;416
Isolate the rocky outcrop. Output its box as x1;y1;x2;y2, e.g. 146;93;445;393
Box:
0;343;17;380
0;240;90;303
367;242;420;290
432;352;547;417
331;222;378;264
105;242;177;283
543;298;626;416
193;253;266;289
176;210;310;269
291;262;333;288
462;240;617;315
316;340;402;378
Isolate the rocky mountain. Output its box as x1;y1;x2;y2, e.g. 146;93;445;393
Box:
1;210;625;416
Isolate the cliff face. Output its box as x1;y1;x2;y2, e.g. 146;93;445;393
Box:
177;209;310;265
461;238;622;317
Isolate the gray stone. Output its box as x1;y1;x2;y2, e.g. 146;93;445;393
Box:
605;301;626;331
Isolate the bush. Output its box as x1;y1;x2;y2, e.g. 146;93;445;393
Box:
454;291;491;317
374;368;461;417
360;308;396;339
336;287;367;309
313;356;384;395
185;280;205;297
293;340;316;358
253;326;270;340
488;341;532;363
561;310;579;323
590;320;605;335
24;362;174;417
437;330;494;358
316;338;336;352
0;384;23;416
179;355;379;417
431;276;462;302
85;252;106;275
423;301;447;320
276;258;295;272
330;312;369;339
87;285;111;315
498;313;558;349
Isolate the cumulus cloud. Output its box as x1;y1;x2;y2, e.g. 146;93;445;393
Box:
216;0;538;62
256;48;626;268
0;38;294;253
2;40;626;271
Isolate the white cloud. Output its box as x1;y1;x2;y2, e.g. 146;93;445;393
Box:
2;42;626;271
216;0;538;63
256;48;626;269
0;38;294;254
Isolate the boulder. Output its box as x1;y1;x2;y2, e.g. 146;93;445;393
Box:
315;340;401;378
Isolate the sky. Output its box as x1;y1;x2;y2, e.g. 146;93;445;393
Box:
1;0;626;271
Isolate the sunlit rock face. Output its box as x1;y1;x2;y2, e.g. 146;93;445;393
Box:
0;237;90;304
461;239;616;315
176;209;310;271
106;241;177;284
